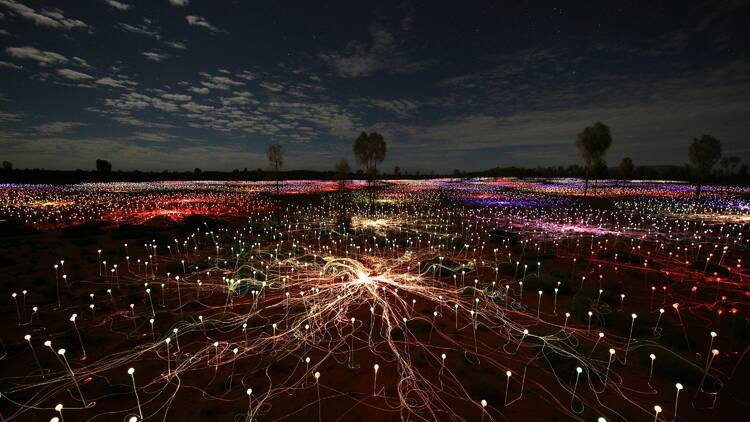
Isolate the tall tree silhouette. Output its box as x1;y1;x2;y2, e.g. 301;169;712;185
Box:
688;134;722;201
96;159;112;175
335;159;350;192
353;131;386;213
618;157;634;196
267;143;284;225
576;122;612;197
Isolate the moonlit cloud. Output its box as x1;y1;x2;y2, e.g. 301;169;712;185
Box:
56;68;93;80
320;24;433;78
95;76;134;88
104;0;130;11
0;0;89;31
0;60;22;69
5;46;68;65
34;121;87;134
142;51;168;62
186;15;225;34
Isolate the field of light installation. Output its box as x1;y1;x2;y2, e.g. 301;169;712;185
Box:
0;178;749;422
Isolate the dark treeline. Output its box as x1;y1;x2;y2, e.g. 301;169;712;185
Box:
464;163;749;183
0;163;748;185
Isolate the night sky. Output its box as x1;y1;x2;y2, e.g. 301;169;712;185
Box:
0;0;748;172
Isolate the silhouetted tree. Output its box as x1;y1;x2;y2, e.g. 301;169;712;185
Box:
393;166;400;177
618;157;634;195
267;143;283;196
194;167;202;175
267;143;284;226
576;122;612;196
96;159;112;174
335;159;350;191
592;159;608;184
2;161;12;171
353;131;386;212
619;157;634;179
688;134;722;201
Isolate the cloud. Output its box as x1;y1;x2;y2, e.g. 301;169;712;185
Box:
189;86;210;95
95;76;134;88
34;121;87;134
186;15;225;33
319;24;433;77
0;60;22;69
0;111;21;122
118;20;186;50
142;51;168;62
104;0;130;11
0;0;89;31
118;22;160;39
110;115;174;128
56;68;94;80
132;131;175;142
5;46;68;65
104;92;152;110
168;0;189;6
199;72;244;90
219;91;254;106
362;99;418;117
72;56;93;69
181;101;214;113
164;40;186;50
151;98;178;111
259;81;284;92
161;93;191;101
